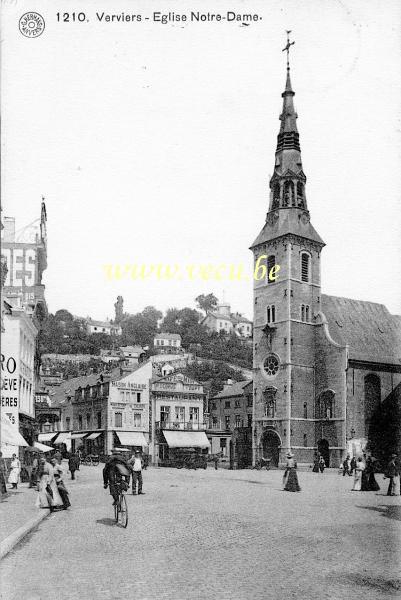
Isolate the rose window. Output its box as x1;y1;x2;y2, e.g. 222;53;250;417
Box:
263;354;279;377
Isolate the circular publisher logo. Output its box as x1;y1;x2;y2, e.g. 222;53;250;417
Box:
19;12;45;38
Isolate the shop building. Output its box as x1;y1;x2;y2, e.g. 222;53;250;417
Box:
207;380;253;467
151;372;209;465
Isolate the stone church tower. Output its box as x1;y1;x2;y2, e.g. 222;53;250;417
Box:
251;58;330;467
250;43;400;468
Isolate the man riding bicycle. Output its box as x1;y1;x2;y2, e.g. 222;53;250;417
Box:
103;449;131;505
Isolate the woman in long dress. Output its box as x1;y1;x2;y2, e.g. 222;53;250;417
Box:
365;456;380;491
283;452;301;492
37;457;63;510
8;454;21;489
352;457;365;491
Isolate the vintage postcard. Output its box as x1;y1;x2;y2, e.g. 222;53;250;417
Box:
1;1;400;599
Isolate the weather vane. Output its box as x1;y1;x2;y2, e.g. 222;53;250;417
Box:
282;30;295;70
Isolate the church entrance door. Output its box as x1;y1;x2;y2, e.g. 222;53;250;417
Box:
261;430;281;467
317;439;330;467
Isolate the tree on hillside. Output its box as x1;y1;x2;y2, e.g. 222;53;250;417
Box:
161;307;201;338
54;309;74;322
195;293;218;314
121;306;162;347
182;360;244;398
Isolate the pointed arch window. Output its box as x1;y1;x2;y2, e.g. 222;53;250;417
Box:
266;304;276;324
283;181;294;207
300;304;310;323
267;255;276;284
297;182;305;207
301;252;310;282
272;183;280;209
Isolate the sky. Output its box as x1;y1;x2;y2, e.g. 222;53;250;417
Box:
2;0;401;321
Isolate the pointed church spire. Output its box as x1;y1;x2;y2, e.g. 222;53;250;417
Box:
269;32;307;212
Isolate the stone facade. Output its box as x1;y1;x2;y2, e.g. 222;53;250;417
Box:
250;63;401;468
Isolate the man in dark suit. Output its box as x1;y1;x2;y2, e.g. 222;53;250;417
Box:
384;454;398;496
103;449;131;505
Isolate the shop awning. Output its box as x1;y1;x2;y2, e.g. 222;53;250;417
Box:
115;432;148;447
38;432;58;442
34;442;53;453
54;432;71;444
86;432;101;440
70;433;87;439
163;431;210;449
1;417;29;447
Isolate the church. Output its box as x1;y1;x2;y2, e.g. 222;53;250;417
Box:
251;44;401;468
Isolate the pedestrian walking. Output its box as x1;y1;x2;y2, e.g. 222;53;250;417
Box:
8;454;21;489
312;453;319;473
29;454;39;488
128;450;144;495
68;453;79;480
283;452;301;492
351;457;365;491
350;456;356;475
318;456;325;473
36;457;64;510
384;454;400;496
0;452;8;495
342;455;351;476
213;454;219;470
365;456;380;491
51;458;71;509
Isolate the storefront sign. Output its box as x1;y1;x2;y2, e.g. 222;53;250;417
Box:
1;344;20;457
112;381;146;390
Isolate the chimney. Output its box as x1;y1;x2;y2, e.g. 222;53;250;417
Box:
223;379;234;391
3;217;15;242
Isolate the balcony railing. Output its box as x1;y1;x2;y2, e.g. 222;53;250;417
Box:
156;420;207;431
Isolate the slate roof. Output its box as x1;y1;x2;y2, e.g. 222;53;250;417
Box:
251;209;325;248
321;294;401;366
48;368;122;407
212;380;253;400
154;333;181;340
120;345;145;355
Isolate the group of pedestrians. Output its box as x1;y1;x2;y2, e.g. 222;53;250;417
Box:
312;453;326;473
36;454;71;511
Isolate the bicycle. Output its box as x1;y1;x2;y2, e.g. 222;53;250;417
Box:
114;479;129;528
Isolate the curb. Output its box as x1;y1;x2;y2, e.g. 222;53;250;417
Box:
0;509;50;560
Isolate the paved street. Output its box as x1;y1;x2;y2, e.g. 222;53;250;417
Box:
1;465;400;600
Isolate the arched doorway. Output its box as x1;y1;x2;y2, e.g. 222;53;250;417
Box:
317;439;330;467
261;430;281;467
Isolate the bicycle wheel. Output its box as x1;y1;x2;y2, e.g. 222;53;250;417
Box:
118;494;128;528
114;499;119;523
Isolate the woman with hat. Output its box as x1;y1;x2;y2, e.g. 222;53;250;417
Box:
283;451;301;492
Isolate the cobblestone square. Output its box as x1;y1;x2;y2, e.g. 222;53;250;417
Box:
1;465;400;600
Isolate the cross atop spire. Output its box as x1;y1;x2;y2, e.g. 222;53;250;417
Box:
282;30;295;71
